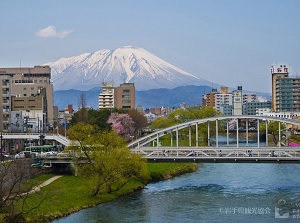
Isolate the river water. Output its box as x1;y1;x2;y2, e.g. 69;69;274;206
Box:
51;135;300;223
51;163;300;223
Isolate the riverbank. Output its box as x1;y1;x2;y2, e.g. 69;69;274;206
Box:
21;162;198;223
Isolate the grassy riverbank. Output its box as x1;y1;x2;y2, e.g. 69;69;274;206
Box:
16;162;198;222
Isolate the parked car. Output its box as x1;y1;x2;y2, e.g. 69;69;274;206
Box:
15;151;26;159
15;151;38;159
40;151;57;158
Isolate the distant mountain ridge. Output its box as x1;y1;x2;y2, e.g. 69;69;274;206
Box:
54;85;213;110
47;46;214;91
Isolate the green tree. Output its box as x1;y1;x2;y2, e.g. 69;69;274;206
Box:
127;109;148;135
259;121;286;144
67;123;150;197
0;160;46;223
150;106;221;146
150;117;175;129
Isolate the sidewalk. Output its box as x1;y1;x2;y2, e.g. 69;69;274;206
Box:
29;175;62;194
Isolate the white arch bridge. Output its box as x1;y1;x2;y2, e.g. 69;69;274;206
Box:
128;115;300;163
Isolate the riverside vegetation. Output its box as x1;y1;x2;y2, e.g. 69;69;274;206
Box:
2;162;197;223
1;106;219;222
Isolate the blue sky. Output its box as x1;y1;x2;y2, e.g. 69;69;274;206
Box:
1;0;300;93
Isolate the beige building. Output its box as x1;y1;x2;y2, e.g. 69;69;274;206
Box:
0;66;54;132
99;82;135;109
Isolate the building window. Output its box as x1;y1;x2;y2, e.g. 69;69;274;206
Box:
123;89;130;93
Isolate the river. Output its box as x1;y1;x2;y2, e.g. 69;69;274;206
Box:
51;135;300;223
51;163;300;223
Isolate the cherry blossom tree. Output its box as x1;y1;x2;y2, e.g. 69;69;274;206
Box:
107;113;135;141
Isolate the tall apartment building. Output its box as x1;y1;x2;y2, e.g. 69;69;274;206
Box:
0;66;54;132
214;93;233;111
275;77;300;112
271;64;291;111
202;88;218;107
98;82;115;109
99;82;135;109
202;87;233;113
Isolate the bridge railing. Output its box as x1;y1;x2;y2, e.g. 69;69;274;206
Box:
132;146;300;159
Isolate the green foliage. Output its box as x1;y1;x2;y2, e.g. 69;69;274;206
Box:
150;117;175;129
21;161;196;222
68;123;150;197
147;163;198;182
259;121;285;133
70;108;112;131
127;109;148;133
150;106;221;145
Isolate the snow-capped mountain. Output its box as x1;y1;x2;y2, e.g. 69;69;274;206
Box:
47;46;213;91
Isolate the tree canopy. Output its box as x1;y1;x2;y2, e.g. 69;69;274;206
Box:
67;123;150;197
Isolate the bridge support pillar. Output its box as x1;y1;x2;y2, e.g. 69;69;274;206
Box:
236;119;239;148
257;119;260;148
196;123;198;147
226;121;229;146
266;120;268;147
279;122;281;148
207;121;210;146
216;120;218;147
246;119;249;146
189;126;192;147
176;127;179;148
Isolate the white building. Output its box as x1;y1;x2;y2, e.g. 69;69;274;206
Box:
233;86;243;116
243;94;256;104
258;111;300;119
98;82;114;109
256;108;271;116
214;93;232;111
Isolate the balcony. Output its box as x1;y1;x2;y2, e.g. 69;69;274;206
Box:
2;101;9;106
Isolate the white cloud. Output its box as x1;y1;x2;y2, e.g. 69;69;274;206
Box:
36;26;73;39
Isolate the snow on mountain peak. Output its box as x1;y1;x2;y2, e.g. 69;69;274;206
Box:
47;46;212;91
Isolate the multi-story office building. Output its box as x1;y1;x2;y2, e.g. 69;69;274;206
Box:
243;94;256;104
114;83;135;109
243;101;272;116
219;103;233;116
99;82;135;109
0;66;54;132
